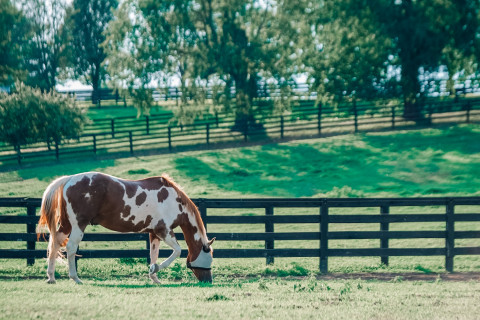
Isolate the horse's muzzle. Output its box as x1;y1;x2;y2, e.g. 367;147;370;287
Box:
188;263;212;283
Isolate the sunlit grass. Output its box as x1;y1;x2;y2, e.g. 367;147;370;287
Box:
0;274;478;319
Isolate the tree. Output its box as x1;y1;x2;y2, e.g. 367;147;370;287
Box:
137;0;299;131
0;0;29;87
103;0;168;115
20;0;67;91
369;0;480;118
0;83;87;152
64;0;118;103
301;1;393;105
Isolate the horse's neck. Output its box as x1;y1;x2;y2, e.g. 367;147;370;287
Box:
177;209;205;260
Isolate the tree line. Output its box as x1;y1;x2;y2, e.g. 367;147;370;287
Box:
1;0;480;126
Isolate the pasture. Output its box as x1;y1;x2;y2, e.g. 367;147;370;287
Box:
0;124;479;319
1;276;479;319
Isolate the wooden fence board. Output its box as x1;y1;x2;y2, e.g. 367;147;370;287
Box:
0;197;479;273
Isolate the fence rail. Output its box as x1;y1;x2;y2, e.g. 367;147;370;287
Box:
0;197;479;273
1;98;479;167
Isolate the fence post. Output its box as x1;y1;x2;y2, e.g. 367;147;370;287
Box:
168;127;172;151
445;200;455;272
466;101;471;123
146;116;150;135
55;140;59;161
265;206;274;265
391;106;396;129
353;100;358;133
280;116;284;139
129;131;133;155
206;123;210;145
92;135;97;154
244;123;248;142
16;145;21;165
146;235;151;265
26;203;36;266
428;104;433;125
317;102;322;135
111;119;115;138
320;201;329;273
198;199;207;231
380;205;389;266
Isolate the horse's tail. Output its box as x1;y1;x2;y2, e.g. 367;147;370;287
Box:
37;176;71;258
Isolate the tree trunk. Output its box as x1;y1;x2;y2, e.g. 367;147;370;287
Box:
232;76;263;135
91;64;100;105
400;59;422;120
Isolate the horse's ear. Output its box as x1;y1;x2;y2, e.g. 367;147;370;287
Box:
207;237;216;247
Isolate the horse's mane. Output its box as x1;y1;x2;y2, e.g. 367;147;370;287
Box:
161;174;207;240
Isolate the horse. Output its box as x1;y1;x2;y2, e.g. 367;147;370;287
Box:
37;172;215;284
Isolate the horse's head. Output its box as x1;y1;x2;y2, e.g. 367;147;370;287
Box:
187;238;215;283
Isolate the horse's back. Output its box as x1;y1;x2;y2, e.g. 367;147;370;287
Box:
63;172;174;233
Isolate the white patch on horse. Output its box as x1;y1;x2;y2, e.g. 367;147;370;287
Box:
84;193;90;199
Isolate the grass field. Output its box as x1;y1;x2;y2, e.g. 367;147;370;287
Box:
0;124;479;319
1;276;479;320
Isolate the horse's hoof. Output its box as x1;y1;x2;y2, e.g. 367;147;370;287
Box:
149;263;160;274
149;273;161;284
46;279;56;284
70;277;83;285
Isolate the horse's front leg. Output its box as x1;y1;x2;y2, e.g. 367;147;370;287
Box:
149;232;181;282
148;233;161;284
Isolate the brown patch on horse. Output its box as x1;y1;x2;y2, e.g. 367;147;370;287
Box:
172;212;202;261
157;188;169;203
66;173;155;233
66;175;105;230
154;219;168;239
136;191;147;206
124;182;138;198
161;175;207;246
57;196;72;236
121;205;131;218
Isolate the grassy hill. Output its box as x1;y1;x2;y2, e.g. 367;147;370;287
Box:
1;123;479;199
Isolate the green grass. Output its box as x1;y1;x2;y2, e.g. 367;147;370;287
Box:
82;102;174;120
1;124;479;198
0;124;479;319
0;276;478;319
0;124;479;272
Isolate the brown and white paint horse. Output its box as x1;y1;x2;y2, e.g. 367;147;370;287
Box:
37;172;215;284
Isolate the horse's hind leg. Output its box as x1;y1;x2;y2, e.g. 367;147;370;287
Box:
66;226;84;284
148;233;161;284
46;232;68;284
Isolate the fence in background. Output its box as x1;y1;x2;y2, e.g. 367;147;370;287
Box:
1;98;479;167
0;197;479;273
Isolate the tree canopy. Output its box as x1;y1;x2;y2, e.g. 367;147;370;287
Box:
0;82;87;149
2;0;480;121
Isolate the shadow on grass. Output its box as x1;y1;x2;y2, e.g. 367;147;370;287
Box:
174;124;480;197
90;281;216;289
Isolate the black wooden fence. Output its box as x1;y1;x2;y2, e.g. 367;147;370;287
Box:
1;197;479;273
1;98;479;167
